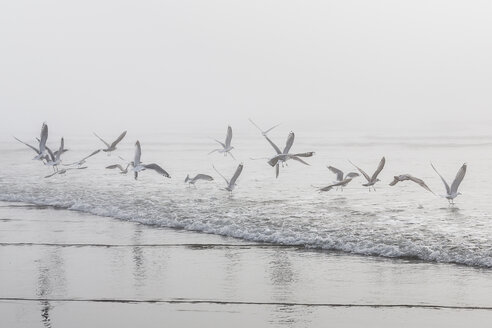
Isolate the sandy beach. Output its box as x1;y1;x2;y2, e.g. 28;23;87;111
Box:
1;201;491;327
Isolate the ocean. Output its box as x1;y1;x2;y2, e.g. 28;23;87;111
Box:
2;125;491;268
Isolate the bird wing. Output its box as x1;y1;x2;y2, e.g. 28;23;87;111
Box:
290;156;310;165
39;123;48;153
134;141;142;165
106;164;124;171
214;139;226;148
389;176;400;186
110;130;127;148
349;160;371;182
229;163;243;186
371;156;386;181
93;132;110;148
292;152;314;157
248;118;263;133
320;179;348;192
225;126;233;148
55;138;64;161
345;172;360;179
283;132;295;154
264;135;282;154
407;175;434;194
194;174;214;181
275;163;279;178
268;155;280;167
14;137;40;154
450;163;467;194
263;124;280;135
213;165;229;185
431;163;451;195
144;163;171;178
328;166;344;181
44;171;59;178
45;146;56;162
81;149;101;161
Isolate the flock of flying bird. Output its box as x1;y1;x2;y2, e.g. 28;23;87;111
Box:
14;120;467;205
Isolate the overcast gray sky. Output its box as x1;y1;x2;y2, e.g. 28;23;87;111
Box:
1;0;492;138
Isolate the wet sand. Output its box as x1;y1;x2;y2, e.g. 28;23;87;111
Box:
1;201;491;327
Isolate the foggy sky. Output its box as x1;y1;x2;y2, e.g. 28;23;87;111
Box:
1;0;492;138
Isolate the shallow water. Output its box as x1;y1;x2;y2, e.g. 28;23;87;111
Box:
1;126;491;268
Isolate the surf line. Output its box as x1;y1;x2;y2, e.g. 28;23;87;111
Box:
1;297;492;310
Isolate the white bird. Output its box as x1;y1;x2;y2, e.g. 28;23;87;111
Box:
249;118;280;136
349;157;386;191
213;163;244;192
185;174;214;186
93;130;127;154
431;163;467;205
64;149;101;167
321;166;360;191
44;166;88;178
389;174;434;194
131;141;171;180
209;126;235;159
45;138;65;171
14;122;49;161
264;132;315;178
106;163;131;174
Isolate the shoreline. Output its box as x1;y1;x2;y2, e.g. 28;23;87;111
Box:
1;201;492;327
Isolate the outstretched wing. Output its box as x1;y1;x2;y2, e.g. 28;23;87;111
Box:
194;174;214;181
389;176;400;186
110;131;127;148
39;123;48;153
450;163;467;194
328;166;343;181
292;152;314;157
134;141;142;165
408;175;434;194
14;137;40;154
346;172;359;179
93;132;110;148
229;163;243;186
81;149;101;161
371;157;386;181
268;155;280;167
349;160;371;182
264;135;282;154
144;163;171;178
291;156;310;165
225;126;233;148
431;163;451;195
55;138;64;161
213;165;229;185
263;124;280;135
44;171;58;178
106;164;124;171
283;132;295;154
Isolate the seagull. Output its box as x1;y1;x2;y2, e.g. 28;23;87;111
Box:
431;163;467;205
249;118;280;136
131;140;171;180
349;157;386;191
106;163;130;174
389;174;434;194
185;174;214;186
63;149;101;167
209;126;235;159
265;132;314;178
213;163;244;192
93;130;127;154
14;122;48;161
45;138;65;171
44;166;88;178
321;166;360;191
